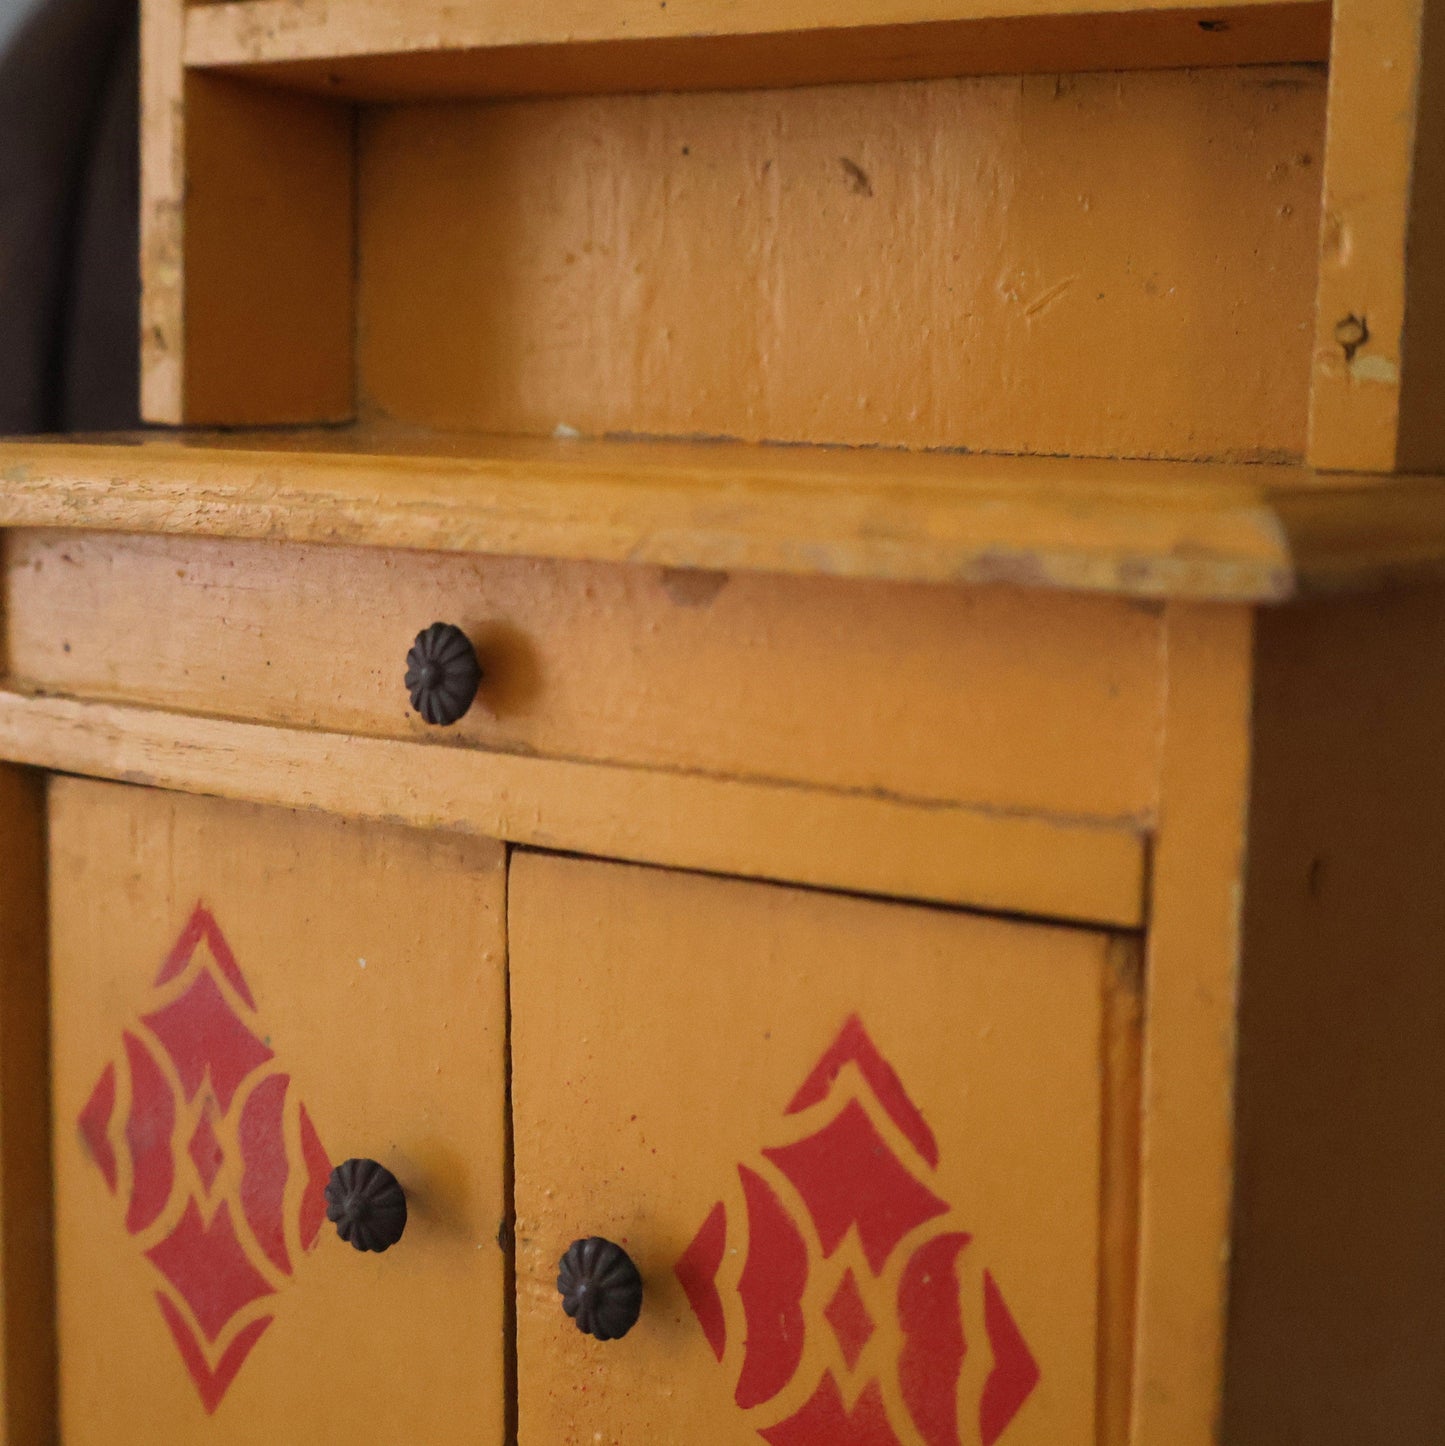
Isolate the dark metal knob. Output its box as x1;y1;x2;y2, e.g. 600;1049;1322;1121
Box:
405;622;481;726
558;1237;643;1341
325;1158;407;1253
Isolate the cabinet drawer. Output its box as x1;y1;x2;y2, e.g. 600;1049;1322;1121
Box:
5;529;1163;823
510;853;1140;1445
48;780;507;1443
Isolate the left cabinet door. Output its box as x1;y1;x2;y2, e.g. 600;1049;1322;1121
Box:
48;779;508;1444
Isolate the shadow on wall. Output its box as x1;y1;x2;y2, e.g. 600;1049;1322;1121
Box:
0;0;43;55
0;0;141;434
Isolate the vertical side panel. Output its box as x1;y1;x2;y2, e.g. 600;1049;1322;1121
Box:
142;0;356;426
1132;604;1254;1445
1310;0;1445;472
1096;938;1142;1446
1223;588;1445;1440
140;0;185;424
0;766;55;1445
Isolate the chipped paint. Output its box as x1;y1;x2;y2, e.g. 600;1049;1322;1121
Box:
1348;352;1401;385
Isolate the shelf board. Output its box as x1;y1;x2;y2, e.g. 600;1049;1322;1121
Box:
4;429;1445;602
182;0;1331;100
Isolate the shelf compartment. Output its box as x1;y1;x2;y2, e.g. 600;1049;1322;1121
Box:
180;0;1332;100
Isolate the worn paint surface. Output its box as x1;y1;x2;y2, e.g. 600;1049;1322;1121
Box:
0;766;54;1445
0;688;1147;928
510;852;1139;1444
12;434;1445;602
360;68;1324;461
3;531;1164;825
1224;587;1445;1441
49;781;507;1443
182;3;1331;99
142;0;353;426
1310;0;1445;472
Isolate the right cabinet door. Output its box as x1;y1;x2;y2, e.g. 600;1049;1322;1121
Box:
510;853;1140;1446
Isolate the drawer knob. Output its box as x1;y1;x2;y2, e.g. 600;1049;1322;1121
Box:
557;1237;643;1341
324;1158;408;1253
405;622;482;726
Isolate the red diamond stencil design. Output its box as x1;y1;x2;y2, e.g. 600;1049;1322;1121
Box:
824;1270;875;1372
76;904;332;1413
676;1015;1041;1445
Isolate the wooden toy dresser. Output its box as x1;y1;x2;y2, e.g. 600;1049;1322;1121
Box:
1;1;1442;1442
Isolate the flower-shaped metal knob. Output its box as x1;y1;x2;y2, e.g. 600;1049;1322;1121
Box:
325;1158;408;1253
405;622;481;726
557;1237;643;1341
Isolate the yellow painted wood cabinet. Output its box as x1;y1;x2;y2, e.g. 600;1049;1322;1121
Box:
510;853;1140;1446
2;0;1445;1442
49;781;508;1443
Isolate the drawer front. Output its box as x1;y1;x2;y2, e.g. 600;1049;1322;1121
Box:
5;530;1163;823
510;853;1140;1444
49;780;507;1443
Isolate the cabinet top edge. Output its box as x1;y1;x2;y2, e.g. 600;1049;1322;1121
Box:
1;430;1441;604
178;0;1331;101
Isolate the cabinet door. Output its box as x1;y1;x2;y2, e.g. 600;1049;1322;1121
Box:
50;780;507;1443
511;853;1139;1445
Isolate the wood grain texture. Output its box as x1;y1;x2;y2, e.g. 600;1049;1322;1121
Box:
141;0;355;426
16;433;1445;603
140;0;185;424
1222;587;1445;1440
1132;603;1254;1445
49;781;507;1443
1309;0;1445;472
1097;939;1143;1446
510;852;1135;1444
182;0;1329;61
3;531;1164;824
0;690;1146;927
0;766;54;1446
183;2;1332;99
358;68;1324;461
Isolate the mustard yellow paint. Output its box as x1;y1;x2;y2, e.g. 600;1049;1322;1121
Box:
3;0;1445;1440
13;435;1445;602
48;781;508;1444
3;530;1165;824
510;852;1140;1445
358;70;1323;461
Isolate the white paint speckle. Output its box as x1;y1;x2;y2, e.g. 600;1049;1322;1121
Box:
358;957;368;970
1350;353;1401;386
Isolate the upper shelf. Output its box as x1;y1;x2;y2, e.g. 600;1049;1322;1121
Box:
180;0;1332;100
3;429;1445;604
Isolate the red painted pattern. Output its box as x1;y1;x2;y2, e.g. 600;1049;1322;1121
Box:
146;1199;276;1342
979;1272;1041;1446
155;1293;272;1416
78;1061;117;1193
760;1374;903;1446
240;1073;292;1275
787;1015;940;1168
143;969;274;1114
735;1165;809;1410
823;1269;875;1372
675;1200;728;1361
678;1016;1042;1445
187;1107;225;1195
155;902;256;1009
78;905;332;1412
899;1233;973;1446
298;1103;331;1251
764;1099;949;1276
123;1031;175;1236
